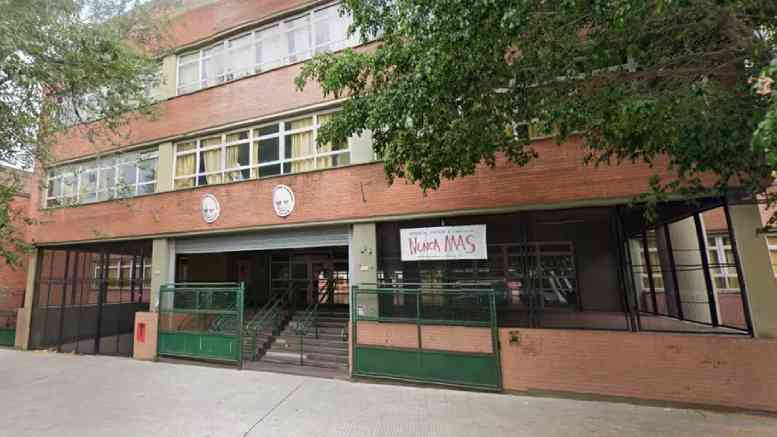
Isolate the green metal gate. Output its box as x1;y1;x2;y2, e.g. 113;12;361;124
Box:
157;283;244;368
351;284;502;391
0;310;16;347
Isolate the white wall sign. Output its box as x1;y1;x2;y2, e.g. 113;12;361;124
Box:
400;225;487;261
272;184;295;217
201;194;221;224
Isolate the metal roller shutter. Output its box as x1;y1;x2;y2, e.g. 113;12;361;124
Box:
175;225;350;254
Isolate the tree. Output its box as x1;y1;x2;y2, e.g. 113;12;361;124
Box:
297;1;777;222
0;0;166;266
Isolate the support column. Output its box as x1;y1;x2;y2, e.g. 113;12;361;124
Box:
727;203;777;337
627;239;645;311
14;248;38;350
155;142;174;193
665;217;717;324
150;238;171;312
350;223;378;317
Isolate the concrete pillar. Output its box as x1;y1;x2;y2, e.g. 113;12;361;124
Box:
156;54;178;101
350;223;378;317
627;239;645;313
14;248;38;350
666;217;716;323
728;203;777;337
150;238;171;312
156;142;174;193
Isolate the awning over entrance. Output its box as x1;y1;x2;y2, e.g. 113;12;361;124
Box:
175;225;350;254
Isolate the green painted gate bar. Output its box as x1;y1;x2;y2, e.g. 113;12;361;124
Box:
351;284;503;391
157;282;244;368
0;328;15;347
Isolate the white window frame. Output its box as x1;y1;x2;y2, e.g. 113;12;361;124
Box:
45;149;159;208
175;1;359;96
172;109;350;189
707;234;740;291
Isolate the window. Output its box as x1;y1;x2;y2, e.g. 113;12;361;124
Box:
176;2;361;95
201;44;225;88
46;149;158;208
707;234;740;291
173;110;350;189
638;236;665;291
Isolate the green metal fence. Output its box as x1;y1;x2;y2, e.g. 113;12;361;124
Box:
351;284;502;391
0;310;16;347
157;282;244;368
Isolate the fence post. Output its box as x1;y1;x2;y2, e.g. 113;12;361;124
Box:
490;292;503;390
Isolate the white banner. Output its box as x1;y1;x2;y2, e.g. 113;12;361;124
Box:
400;225;487;261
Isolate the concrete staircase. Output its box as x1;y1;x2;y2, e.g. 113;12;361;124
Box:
241;309;290;361
262;307;349;371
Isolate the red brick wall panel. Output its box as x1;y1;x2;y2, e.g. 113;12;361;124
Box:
30;139;679;244
356;321;418;349
166;0;312;50
0;196;29;312
499;328;777;412
421;325;492;354
51;61;329;162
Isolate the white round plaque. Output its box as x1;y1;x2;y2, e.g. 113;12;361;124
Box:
201;194;221;224
272;185;295;217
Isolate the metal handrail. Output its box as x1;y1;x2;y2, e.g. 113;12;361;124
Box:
243;286;297;361
294;281;332;366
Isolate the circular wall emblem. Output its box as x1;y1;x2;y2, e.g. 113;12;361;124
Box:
201;194;221;224
272;185;295;217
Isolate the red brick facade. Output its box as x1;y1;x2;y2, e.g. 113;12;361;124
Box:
354;322;777;412
499;328;777;412
0;190;30;313
30;138;676;245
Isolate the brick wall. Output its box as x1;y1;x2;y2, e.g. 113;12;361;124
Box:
499;328;777;412
51;57;329;162
355;321;493;354
0;195;29;313
29;139;679;244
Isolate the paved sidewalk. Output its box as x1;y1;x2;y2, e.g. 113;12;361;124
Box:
0;349;775;437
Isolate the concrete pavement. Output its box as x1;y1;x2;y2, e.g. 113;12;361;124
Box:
0;349;775;436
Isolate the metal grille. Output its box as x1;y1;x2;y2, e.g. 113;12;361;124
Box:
157;282;244;367
30;245;151;355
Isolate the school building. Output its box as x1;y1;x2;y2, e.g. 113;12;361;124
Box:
3;0;777;413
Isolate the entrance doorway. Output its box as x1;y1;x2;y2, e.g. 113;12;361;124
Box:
176;247;349;312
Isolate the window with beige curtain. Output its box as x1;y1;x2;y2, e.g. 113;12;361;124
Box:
316;113;350;169
175;141;197;189
226;131;250;181
201;148;222;185
199;136;223;185
285;117;315;173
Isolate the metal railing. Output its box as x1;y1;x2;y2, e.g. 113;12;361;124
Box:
157;282;244;367
243;288;293;361
351;283;502;390
293;278;338;366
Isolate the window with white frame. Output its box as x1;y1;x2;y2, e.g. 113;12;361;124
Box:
46;149;158;208
176;2;360;95
706;234;740;291
173;110;350;189
94;255;152;288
